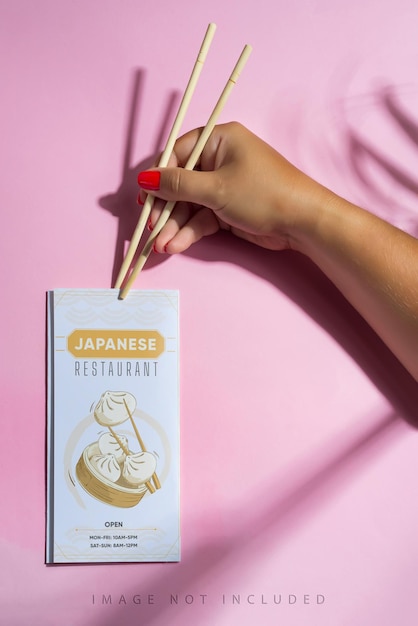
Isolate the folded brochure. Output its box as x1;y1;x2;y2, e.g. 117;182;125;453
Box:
46;289;180;563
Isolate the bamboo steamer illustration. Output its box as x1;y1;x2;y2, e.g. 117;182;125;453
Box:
76;391;160;507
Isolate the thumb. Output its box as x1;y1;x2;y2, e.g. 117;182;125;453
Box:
137;167;223;210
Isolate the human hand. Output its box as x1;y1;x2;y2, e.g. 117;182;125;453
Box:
137;122;334;254
136;122;418;381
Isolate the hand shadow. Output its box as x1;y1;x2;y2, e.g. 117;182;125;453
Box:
183;235;418;425
98;68;179;286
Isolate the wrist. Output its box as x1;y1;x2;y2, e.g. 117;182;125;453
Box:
280;180;339;257
288;189;377;277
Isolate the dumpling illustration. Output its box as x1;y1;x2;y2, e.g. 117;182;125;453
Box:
98;432;128;460
94;391;136;426
91;453;121;483
122;452;157;486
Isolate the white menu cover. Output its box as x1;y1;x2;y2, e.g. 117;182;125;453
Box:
46;289;180;563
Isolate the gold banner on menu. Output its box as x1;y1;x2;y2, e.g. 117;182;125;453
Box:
67;329;165;358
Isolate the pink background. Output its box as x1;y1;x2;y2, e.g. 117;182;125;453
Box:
2;1;418;624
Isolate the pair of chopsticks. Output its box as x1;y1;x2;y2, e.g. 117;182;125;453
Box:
115;23;252;299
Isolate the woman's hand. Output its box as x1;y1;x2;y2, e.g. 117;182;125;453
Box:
137;121;418;381
138;122;333;254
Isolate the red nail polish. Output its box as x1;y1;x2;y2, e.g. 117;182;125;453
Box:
137;193;144;206
147;219;153;231
138;170;161;191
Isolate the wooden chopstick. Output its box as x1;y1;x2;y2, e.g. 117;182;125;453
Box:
119;44;252;300
114;23;217;290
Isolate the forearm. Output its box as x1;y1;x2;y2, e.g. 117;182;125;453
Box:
291;194;418;381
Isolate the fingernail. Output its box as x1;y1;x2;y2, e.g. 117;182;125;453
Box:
137;193;144;205
138;170;161;191
147;219;153;231
153;243;158;253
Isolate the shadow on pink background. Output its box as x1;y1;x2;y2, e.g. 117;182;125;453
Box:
1;1;418;625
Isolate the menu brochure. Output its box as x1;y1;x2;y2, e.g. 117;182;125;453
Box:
46;289;180;563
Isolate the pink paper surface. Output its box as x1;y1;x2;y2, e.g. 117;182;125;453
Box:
1;1;418;624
